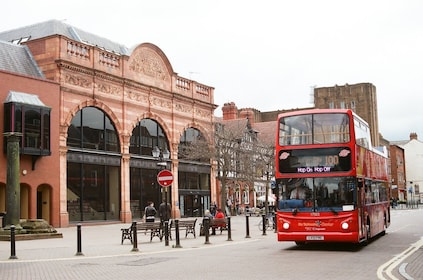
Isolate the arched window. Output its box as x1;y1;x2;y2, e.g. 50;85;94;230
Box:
129;118;169;156
243;185;249;204
67;107;119;152
178;127;208;161
66;107;121;222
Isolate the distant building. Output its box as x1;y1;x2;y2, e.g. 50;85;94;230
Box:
217;103;275;213
389;144;406;201
391;133;423;203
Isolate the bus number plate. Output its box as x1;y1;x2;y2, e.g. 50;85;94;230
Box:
306;236;324;241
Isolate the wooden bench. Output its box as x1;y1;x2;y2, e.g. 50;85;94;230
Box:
169;219;197;239
210;218;228;234
121;221;162;244
199;217;228;235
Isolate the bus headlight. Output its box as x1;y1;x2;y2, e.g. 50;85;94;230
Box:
341;222;349;230
283;222;290;230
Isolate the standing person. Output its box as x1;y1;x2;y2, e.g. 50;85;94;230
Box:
225;199;232;216
159;199;172;224
144;202;157;222
210;201;217;217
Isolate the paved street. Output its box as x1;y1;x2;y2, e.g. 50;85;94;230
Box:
0;210;422;280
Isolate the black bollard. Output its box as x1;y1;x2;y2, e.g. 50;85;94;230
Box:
227;216;232;241
245;215;251;238
75;223;84;256
164;221;169;246
9;225;17;259
262;214;267;236
274;212;277;233
131;221;139;252
204;217;210;244
174;219;182;248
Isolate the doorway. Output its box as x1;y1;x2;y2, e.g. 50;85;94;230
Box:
36;185;51;223
179;193;211;217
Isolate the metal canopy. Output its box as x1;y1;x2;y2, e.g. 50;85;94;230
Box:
4;91;49;108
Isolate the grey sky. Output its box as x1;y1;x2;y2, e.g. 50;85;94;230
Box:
2;0;422;142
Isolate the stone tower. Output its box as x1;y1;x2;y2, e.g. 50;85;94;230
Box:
314;83;380;147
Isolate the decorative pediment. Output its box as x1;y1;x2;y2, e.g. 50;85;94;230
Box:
128;43;173;82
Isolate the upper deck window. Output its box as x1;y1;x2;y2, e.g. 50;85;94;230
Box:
279;113;350;146
353;116;371;149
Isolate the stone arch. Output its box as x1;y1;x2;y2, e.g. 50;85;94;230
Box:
130;112;172;153
179;122;213;146
63;99;124;152
131;111;171;140
177;124;212;161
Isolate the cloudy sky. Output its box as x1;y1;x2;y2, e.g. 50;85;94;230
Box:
2;0;422;141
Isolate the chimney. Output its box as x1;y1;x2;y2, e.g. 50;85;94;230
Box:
222;102;238;120
239;108;255;125
410;132;418;140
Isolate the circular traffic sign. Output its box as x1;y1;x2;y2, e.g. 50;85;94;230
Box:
157;169;173;187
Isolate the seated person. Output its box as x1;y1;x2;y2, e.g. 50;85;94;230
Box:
212;208;226;235
200;209;214;236
215;208;225;219
204;209;213;219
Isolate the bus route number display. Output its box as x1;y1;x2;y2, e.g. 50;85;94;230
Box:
278;147;351;174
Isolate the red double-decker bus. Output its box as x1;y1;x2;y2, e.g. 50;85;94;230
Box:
275;109;390;245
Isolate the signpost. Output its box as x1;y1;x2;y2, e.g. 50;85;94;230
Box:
157;169;173;187
157;169;172;246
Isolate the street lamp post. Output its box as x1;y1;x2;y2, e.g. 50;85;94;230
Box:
152;146;170;245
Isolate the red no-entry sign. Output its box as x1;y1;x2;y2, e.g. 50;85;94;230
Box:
157;169;173;187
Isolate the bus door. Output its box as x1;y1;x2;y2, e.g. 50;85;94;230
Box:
357;179;366;240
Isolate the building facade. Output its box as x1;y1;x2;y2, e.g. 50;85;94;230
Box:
391;133;423;203
218;102;275;215
389;144;406;201
0;20;217;227
0;67;60;226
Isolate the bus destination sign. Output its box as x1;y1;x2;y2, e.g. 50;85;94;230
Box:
278;147;352;174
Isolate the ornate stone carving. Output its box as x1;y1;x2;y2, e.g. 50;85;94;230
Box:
125;90;149;104
194;108;211;118
64;73;92;88
129;49;168;81
96;82;122;96
150;96;172;109
175;103;192;113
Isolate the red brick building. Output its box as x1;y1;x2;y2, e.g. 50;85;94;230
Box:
0;66;60;226
0;20;216;227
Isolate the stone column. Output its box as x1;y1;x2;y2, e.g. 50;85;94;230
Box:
4;132;22;227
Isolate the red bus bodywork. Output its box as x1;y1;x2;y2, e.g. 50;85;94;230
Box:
275;109;390;244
